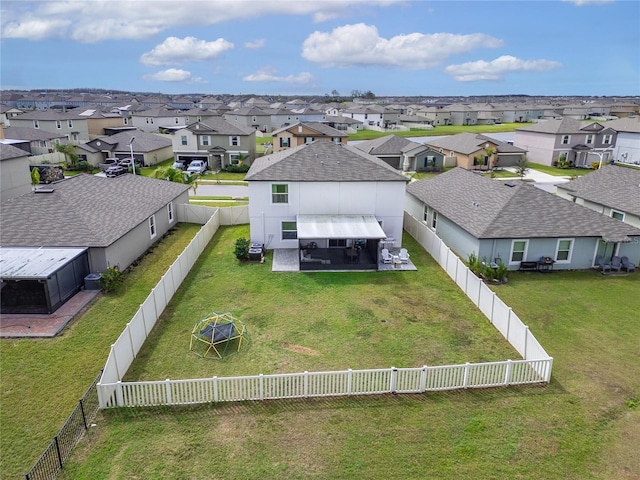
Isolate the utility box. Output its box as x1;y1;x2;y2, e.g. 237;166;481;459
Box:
84;273;102;290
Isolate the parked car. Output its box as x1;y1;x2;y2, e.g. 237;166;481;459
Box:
105;165;127;177
98;158;119;171
172;160;187;170
186;160;207;175
118;158;141;168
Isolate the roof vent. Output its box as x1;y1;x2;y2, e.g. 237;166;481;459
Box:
505;183;517;188
34;188;55;194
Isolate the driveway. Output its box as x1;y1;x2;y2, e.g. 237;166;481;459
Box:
499;168;571;193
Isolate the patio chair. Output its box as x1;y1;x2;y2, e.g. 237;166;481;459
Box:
381;248;393;264
620;256;636;272
399;248;410;264
610;256;623;272
596;256;611;274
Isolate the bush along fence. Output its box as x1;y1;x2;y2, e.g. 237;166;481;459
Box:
97;212;552;409
24;371;102;480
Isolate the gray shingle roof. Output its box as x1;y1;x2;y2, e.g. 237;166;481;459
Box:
0;174;190;247
407;168;640;240
271;122;346;137
556;164;640;216
603;116;640;134
0;144;30;161
245;140;408;182
354;135;422;156
93;130;172;152
3;126;67;142
425;132;525;155
515;117;593;134
186;119;255;136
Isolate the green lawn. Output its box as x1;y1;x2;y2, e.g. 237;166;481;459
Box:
56;225;640;480
3;224;638;479
347;123;529;141
0;224;202;479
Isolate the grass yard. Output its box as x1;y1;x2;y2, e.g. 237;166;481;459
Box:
0;224;202;480
52;225;639;480
347;123;529;141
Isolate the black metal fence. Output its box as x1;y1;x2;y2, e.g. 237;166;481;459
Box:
24;371;102;480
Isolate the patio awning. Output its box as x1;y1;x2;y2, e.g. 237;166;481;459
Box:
296;214;387;239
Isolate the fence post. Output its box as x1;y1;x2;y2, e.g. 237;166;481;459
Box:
490;292;496;324
524;326;529;359
259;374;264;401
165;379;172;405
463;363;470;388
127;322;136;359
116;381;124;407
213;376;218;402
54;436;63;469
304;371;309;398
390;367;397;393
506;308;512;342
111;344;121;380
420;365;428;393
79;398;87;429
347;369;353;395
504;359;513;386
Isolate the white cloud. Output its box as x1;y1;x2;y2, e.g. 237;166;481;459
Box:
243;68;313;84
444;55;562;82
301;23;503;70
140;37;234;66
0;1;404;42
245;39;265;49
142;68;206;83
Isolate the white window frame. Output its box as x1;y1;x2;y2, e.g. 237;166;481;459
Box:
281;221;297;240
229;136;240;146
304;137;314;144
123;117;128;125
423;205;429;223
430;209;438;231
611;210;625;221
586;134;594;145
603;134;612;145
33;120;39;129
201;135;211;146
271;184;289;204
509;239;529;265
56;120;62;129
181;135;188;146
167;202;174;223
175;117;179;124
555;238;574;263
561;135;570;145
279;137;290;148
149;215;157;239
67;120;73;128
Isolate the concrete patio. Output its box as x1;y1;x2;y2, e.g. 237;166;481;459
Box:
272;248;417;272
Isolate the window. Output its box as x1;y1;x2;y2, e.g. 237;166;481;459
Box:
230;136;240;146
561;135;570;145
364;114;368;119
149;215;157;239
586;134;594;145
431;210;438;230
197;116;202;122
611;210;625;221
201;135;211;146
603;134;612;145
329;239;347;247
423;205;429;223
332;137;341;144
281;221;297;240
555;238;573;262
230;154;240;165
146;118;150;124
123;117;128;125
56;120;62;129
304;137;314;144
39;141;46;148
272;184;288;204
510;240;528;263
252;116;257;122
67;120;73;128
70;133;79;141
33;120;39;129
181;135;188;146
279;137;290;148
175;117;179;124
167;202;174;222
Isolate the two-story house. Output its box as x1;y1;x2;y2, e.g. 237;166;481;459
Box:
171;119;256;170
245;141;408;269
2;126;68;155
224;107;273;133
271;122;347;153
131;107;185;132
604;116;640;166
514;118;617;167
9;110;91;143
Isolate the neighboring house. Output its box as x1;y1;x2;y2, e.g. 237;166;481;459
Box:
271;122;347;153
514;118;617;167
170;120;256;169
245;141;408;268
405;168;640;270
342;106;399;128
0;104;23;126
224;107;273;133
0;173;190;273
414;105;452;126
604;116;640;166
425;132;526;170
84;130;173;167
353;134;443;171
9;110;91;142
0;143;32;202
323;115;363;133
2;126;67;155
74;106;131;139
556;164;640;229
447;104;479;126
130;107;184;132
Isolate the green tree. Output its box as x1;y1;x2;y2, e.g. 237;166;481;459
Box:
152;166;187;183
54;143;78;169
515;156;530;179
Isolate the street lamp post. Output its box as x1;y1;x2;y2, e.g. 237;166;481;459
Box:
128;137;136;175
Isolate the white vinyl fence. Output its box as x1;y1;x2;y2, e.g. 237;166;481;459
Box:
97;211;552;409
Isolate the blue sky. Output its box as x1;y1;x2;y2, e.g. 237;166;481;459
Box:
1;0;638;97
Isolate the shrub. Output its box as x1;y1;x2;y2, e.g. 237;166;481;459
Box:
233;237;250;260
100;266;124;293
76;161;93;172
225;163;250;173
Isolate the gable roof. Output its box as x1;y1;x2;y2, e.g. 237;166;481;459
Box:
556;164;640;216
406;168;640;241
0;174;190;247
0;143;30;161
603;116;640;134
245;140;407;182
271;122;346;137
516;118;607;135
185;119;255;136
3;126;67;142
425;132;525;155
88;130;171;152
354;135;424;156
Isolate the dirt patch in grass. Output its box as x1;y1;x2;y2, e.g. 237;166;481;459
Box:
281;343;320;356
